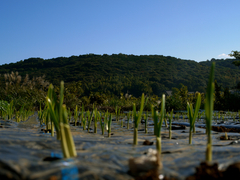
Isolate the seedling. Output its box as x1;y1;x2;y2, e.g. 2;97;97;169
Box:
164;109;168;128
205;62;215;162
168;109;173;139
132;110;134;128
94;108;98;133
175;113;179;121
15;111;20;122
87;109;93;133
38;104;44;125
100;111;108;135
118;107;121;121
115;106;121;121
225;132;228;140
152;94;165;154
218;112;221;120
51;115;54;137
80;104;84;125
68;108;71;122
46;109;51;131
133;93;148;145
152;106;157;136
187;93;201;144
82;113;87;130
144;111;148;134
127;111;131;129
46;81;77;158
108;113;112;137
233;113;236;122
80;104;85;130
74;105;78;126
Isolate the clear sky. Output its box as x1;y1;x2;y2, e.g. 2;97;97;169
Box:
0;0;239;65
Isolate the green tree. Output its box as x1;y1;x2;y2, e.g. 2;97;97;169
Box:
223;87;231;110
166;84;189;110
214;80;223;110
229;51;240;66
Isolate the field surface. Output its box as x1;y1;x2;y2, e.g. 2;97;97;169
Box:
1;114;240;179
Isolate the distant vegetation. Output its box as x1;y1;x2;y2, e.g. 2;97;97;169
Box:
0;54;240;111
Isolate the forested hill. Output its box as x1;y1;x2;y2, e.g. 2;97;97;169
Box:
0;54;239;97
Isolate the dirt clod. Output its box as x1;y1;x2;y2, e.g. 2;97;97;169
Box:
143;140;154;145
171;125;186;130
135;169;159;180
223;162;240;179
186;161;240;180
186;162;223;180
212;126;240;133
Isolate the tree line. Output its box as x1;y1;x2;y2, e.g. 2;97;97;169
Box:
0;53;240;111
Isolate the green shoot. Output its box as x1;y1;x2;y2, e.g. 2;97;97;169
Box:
115;106;118;121
127;111;131;129
38;104;46;126
51;118;54;137
144;111;148;134
74;105;78;126
93;108;99;133
46;81;77;158
82;113;86;130
164;109;168;128
205;62;215;162
153;94;165;154
187;93;201;144
46;107;51;131
68;108;71;122
80;104;84;125
87;109;93;133
225;132;228;140
15;111;20;122
100;111;108;135
151;105;157;135
118;107;121;121
62;104;77;158
133;93;148;145
132;110;134;128
108;113;112;137
168;109;173;139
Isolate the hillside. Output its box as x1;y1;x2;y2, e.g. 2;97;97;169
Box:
0;54;239;97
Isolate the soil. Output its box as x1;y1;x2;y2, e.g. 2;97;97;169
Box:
186;161;240;180
1;114;240;179
171;125;186;130
211;126;240;133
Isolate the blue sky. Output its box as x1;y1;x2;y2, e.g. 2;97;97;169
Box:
0;0;239;65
